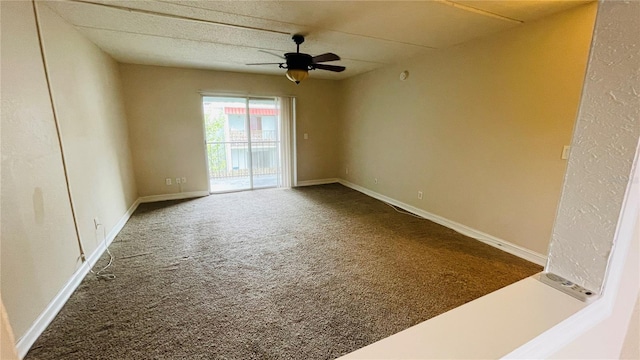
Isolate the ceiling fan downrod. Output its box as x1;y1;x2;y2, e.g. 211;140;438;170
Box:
292;34;304;53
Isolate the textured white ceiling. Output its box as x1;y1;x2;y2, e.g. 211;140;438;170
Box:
44;0;591;80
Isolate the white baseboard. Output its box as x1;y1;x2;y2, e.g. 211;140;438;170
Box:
15;199;141;359
86;198;141;267
337;179;547;266
139;191;210;203
296;178;339;187
15;191;209;356
15;262;91;359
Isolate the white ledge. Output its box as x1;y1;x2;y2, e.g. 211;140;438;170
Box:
340;275;587;359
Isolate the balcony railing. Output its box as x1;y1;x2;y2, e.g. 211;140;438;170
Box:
207;142;279;179
228;129;277;142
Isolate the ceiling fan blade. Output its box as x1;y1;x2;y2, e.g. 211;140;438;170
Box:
259;50;285;59
313;63;346;72
246;62;282;65
311;53;340;63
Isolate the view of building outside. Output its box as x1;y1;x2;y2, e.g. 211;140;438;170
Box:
203;97;280;192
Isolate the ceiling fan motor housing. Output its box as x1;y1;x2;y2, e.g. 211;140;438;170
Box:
285;52;313;70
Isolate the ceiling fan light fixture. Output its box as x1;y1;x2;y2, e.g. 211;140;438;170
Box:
248;34;344;84
286;68;309;84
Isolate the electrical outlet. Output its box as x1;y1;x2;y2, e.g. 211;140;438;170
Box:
561;145;571;160
165;178;172;185
176;177;181;184
418;191;423;200
181;177;187;184
374;178;378;184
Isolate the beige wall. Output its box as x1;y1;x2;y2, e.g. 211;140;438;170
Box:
0;0;137;341
38;3;138;256
1;0;81;339
621;294;640;359
119;64;341;197
338;3;597;255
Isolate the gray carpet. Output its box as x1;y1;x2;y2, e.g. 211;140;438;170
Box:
26;184;541;359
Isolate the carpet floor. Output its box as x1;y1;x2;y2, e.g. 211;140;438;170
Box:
25;184;541;359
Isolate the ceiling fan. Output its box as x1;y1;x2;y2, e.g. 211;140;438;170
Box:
247;34;346;84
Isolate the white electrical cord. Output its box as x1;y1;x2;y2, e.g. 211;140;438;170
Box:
90;225;116;280
384;201;425;219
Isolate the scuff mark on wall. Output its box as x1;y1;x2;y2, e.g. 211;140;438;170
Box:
33;187;44;224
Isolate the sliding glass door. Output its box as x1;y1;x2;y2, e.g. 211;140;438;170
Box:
248;98;280;189
203;96;280;193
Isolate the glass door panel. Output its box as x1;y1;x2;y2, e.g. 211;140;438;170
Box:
249;98;279;189
203;96;250;192
203;96;281;193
